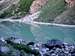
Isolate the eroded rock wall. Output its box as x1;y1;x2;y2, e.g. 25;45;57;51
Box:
29;0;48;14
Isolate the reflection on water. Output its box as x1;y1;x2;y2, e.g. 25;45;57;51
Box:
0;21;75;43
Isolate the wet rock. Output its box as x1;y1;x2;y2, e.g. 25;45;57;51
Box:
0;46;10;53
11;50;20;56
1;37;75;56
71;53;75;56
0;40;6;46
6;37;26;44
27;42;34;46
13;39;24;44
31;49;40;55
45;39;64;49
47;39;63;46
51;53;56;56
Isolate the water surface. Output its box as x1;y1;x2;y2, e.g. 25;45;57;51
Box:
0;21;75;43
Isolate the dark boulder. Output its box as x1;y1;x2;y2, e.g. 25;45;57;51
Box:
45;39;64;49
27;42;35;46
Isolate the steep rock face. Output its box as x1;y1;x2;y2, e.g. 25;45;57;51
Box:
0;0;19;13
34;0;75;25
29;0;48;14
0;0;20;18
35;0;66;22
65;0;75;8
54;6;75;25
53;0;75;25
0;0;34;18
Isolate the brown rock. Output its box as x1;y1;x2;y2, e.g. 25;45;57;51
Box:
54;6;75;25
29;0;48;14
65;0;75;8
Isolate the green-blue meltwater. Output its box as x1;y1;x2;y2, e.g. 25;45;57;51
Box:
0;21;75;43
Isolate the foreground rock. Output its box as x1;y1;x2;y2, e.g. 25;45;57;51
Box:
0;37;75;56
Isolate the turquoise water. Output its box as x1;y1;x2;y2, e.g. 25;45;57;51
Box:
31;24;75;43
0;21;35;41
0;21;75;43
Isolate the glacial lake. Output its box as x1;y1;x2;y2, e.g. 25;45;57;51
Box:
0;21;75;43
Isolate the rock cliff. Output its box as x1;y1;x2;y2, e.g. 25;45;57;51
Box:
29;0;48;14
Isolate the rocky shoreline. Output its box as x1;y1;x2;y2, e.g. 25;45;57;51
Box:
0;37;75;56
